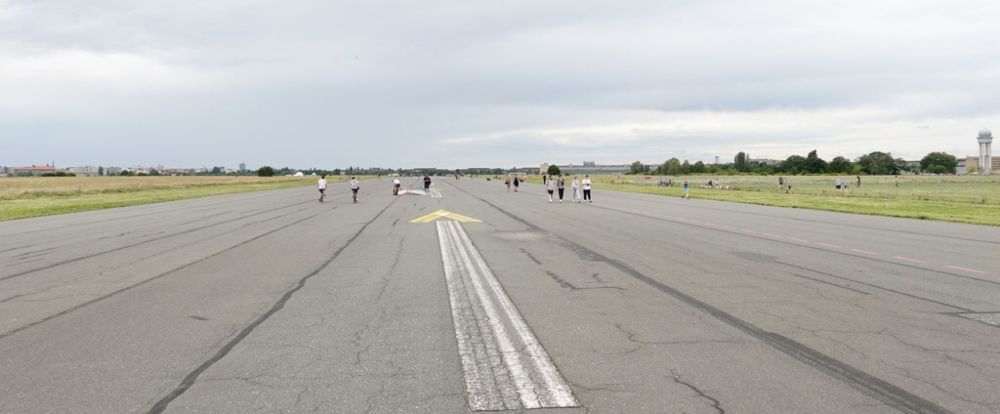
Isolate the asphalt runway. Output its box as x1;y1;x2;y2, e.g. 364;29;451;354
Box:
2;177;999;413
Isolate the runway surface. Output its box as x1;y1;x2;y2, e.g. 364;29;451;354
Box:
2;178;999;413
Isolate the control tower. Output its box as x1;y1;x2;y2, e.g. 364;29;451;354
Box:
979;129;993;176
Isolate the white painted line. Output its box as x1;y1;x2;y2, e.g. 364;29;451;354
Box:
894;255;928;264
763;233;782;238
437;221;579;411
815;242;842;249
945;265;987;275
850;248;881;255
445;222;540;408
786;236;810;243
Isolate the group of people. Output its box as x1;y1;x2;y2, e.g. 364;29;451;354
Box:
391;175;431;195
539;175;593;203
323;175;434;202
317;175;360;203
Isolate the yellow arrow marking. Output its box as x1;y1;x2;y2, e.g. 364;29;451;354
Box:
409;210;482;223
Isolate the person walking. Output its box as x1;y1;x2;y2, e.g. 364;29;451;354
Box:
856;175;861;188
350;177;360;203
557;175;566;202
513;176;520;192
682;179;690;199
317;175;328;203
571;176;581;203
505;176;511;192
546;175;556;203
582;175;592;203
392;177;401;195
423;175;432;191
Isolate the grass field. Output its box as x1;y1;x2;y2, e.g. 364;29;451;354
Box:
0;176;323;221
522;174;1000;226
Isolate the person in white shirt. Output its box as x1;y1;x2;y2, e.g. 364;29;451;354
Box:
546;175;556;203
571;176;581;203
392;177;401;195
317;175;328;203
350;177;360;203
582;175;592;203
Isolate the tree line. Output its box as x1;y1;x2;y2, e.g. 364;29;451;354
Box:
629;150;959;176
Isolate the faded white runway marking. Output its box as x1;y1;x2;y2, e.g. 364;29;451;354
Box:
436;220;578;411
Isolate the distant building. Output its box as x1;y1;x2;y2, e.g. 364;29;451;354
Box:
105;167;123;176
539;163;550;174
559;162;629;175
749;158;781;166
9;164;64;176
65;166;100;177
239;162;247;173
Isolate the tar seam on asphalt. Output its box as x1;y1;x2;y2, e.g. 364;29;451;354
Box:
0;187;300;238
616;194;1000;247
443;181;954;414
590;203;1000;287
1;199;315;281
0;210;326;340
776;261;973;313
582;203;980;312
146;188;404;414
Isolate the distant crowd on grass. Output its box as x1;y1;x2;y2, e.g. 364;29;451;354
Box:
627;150;962;176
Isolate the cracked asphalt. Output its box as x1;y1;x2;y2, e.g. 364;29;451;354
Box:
2;177;999;413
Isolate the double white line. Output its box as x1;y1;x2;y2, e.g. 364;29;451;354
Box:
436;220;578;411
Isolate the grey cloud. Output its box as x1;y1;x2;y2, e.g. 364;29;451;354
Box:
1;0;999;168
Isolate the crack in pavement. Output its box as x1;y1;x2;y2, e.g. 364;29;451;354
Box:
671;370;725;414
545;270;625;293
146;195;401;414
443;180;955;414
0;211;325;340
2;198;315;282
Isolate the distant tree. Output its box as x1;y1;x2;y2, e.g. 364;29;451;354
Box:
210;166;224;175
827;156;853;174
691;161;707;174
149;169;161;176
98;166;104;176
895;157;914;173
547;164;562;176
779;155;808;174
629;161;645;175
681;160;691;175
734;152;749;172
257;166;275;177
920;152;958;174
663;158;683;175
805;150;827;174
120;170;133;176
857;152;898;175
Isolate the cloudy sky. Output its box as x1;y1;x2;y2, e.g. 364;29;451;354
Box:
2;0;999;169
